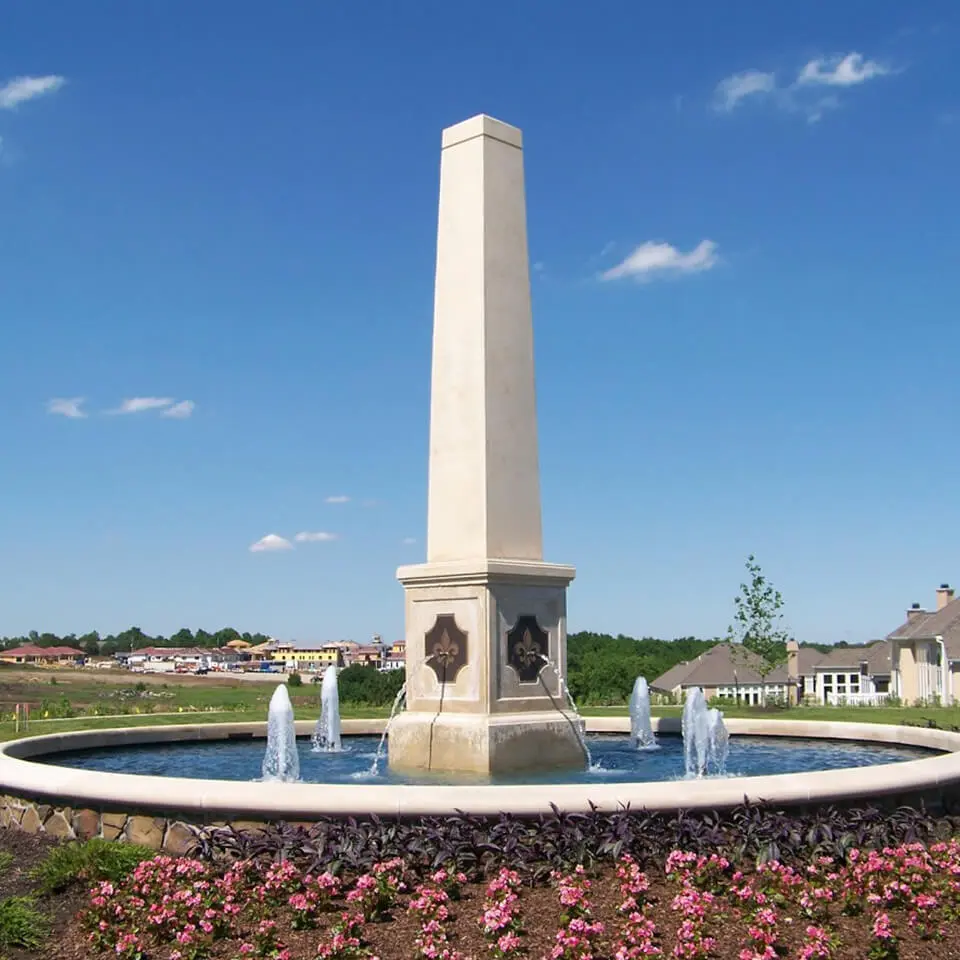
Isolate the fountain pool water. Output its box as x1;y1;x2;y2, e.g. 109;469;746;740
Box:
312;666;342;753
40;733;933;786
261;685;299;782
629;677;656;749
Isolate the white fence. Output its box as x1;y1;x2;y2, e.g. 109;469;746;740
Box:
825;692;890;707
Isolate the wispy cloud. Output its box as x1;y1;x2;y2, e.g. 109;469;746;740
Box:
325;495;350;504
601;240;718;282
796;53;890;87
46;397;86;419
294;531;338;543
249;534;293;553
161;400;195;419
714;70;776;112
113;397;174;414
0;75;65;110
713;51;892;122
402;537;417;545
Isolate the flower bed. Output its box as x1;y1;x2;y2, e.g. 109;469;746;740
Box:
76;839;960;960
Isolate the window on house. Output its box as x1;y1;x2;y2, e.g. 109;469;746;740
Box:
875;679;889;693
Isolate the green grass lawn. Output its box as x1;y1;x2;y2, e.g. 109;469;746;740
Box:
2;667;959;744
3;702;959;744
588;703;960;726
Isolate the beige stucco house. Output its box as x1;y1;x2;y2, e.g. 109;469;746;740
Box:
887;583;959;706
652;639;894;707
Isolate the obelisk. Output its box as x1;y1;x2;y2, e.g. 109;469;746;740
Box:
388;115;583;775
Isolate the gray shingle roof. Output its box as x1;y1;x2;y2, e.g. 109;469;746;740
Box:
809;640;892;676
651;643;791;691
887;597;960;659
651;640;891;692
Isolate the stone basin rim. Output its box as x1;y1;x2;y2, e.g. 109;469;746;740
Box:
2;717;959;818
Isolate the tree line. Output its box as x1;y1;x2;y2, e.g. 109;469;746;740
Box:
0;627;271;658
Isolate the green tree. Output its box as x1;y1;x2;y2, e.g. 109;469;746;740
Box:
727;554;791;705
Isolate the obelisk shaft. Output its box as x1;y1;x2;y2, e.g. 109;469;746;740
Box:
426;115;543;564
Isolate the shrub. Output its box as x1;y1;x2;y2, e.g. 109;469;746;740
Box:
287;671;303;688
0;896;49;950
31;838;155;893
192;803;960;886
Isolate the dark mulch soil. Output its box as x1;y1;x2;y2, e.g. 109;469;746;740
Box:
3;826;959;960
0;829;86;960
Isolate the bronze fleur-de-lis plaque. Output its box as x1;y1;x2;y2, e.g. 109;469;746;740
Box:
506;615;549;683
424;614;469;683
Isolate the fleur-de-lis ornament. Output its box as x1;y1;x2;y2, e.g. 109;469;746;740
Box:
513;628;542;670
424;614;469;683
506;615;549;683
432;628;460;666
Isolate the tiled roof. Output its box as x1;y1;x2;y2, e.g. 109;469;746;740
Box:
1;644;84;657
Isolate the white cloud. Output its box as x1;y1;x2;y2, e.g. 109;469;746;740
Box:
294;531;338;543
249;534;293;553
0;75;65;109
796;53;889;88
714;52;892;123
713;70;776;112
113;397;174;414
161;400;195;419
46;397;86;419
324;495;350;504
601;240;718;282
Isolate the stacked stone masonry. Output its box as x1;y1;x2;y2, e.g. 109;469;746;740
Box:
0;793;259;853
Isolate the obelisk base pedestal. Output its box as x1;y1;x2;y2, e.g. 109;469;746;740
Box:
387;710;587;775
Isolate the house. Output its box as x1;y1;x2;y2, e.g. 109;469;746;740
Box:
346;644;386;668
799;641;892;706
651;642;812;705
651;639;894;707
273;642;345;672
125;647;212;673
0;644;85;666
381;641;406;672
886;583;960;706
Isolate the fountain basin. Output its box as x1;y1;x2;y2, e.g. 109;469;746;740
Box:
35;731;934;786
2;718;960;849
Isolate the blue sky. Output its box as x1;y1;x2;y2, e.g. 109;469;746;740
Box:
2;2;959;645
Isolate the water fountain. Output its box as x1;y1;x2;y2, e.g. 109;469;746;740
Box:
706;708;730;775
312;665;342;753
539;655;593;767
261;684;299;782
629;677;656;749
683;688;730;778
369;682;408;776
682;687;710;778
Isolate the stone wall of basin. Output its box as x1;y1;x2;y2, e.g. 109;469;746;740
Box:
1;718;959;843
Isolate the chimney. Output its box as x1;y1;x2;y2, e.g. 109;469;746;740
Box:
786;638;799;680
907;602;925;621
936;584;954;611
